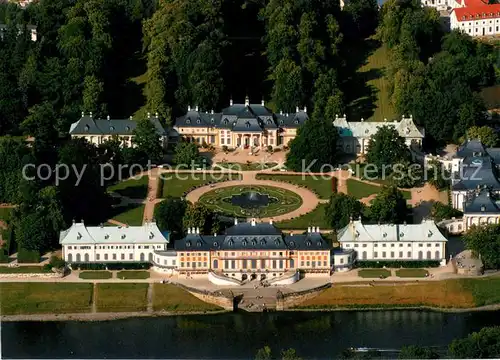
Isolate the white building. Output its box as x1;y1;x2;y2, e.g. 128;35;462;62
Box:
450;0;500;36
69;112;168;148
333;115;424;155
59;222;169;263
0;24;37;41
337;219;448;265
421;0;462;10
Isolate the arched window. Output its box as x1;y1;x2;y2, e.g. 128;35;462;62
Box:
290;259;295;268
213;259;218;269
67;253;73;263
149;253;153;262
76;253;81;262
426;251;431;259
418;251;423;260
140;253;145;261
435;251;440;260
186;119;191;124
362;251;367;260
84;253;89;262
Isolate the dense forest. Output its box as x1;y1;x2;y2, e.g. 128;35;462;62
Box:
0;0;497;255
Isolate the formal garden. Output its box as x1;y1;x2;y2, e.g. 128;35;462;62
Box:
198;185;303;218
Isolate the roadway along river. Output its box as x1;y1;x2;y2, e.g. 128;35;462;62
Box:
3;310;500;359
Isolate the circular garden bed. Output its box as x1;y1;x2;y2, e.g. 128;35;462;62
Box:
198;185;302;218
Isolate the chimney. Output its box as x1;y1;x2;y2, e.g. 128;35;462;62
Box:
89;111;93;118
155;112;158;117
361;118;364;122
129;116;133;120
188;105;191;111
280;110;283;115
234;218;238;225
296;106;299;113
251;218;256;226
81;111;84;117
230;98;233;106
304;106;307;113
245;96;250;106
196;227;200;234
343;114;346;118
269;219;273;225
211;109;214;114
308;227;311;233
187;228;191;234
195;106;199;112
147;112;151;118
107;115;110;120
317;227;320;233
214;233;217;237
261;99;265;106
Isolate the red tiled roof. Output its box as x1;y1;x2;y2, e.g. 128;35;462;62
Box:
454;3;500;21
463;0;487;6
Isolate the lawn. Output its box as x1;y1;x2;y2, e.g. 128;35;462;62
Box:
0;266;52;273
161;172;241;198
198;185;302;218
294;280;476;309
117;270;150;279
215;162;278;171
153;284;222;312
459;277;500;306
275;204;330;230
358;269;391;278
346;179;411;200
79;271;113;279
108;176;149;199
95;283;148;312
111;204;145;226
0;283;93;315
0;207;12;222
480;84;500;110
255;174;336;199
395;269;429;278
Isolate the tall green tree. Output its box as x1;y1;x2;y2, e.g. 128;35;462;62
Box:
154;197;187;238
173;142;200;166
449;327;500;358
365;125;411;175
286;116;339;172
461;126;498;147
133;118;163;163
463;224;500;269
368;185;409;223
325;193;364;230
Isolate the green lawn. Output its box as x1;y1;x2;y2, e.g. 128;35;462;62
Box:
460;277;500;306
131;72;148;119
111;204;145;226
0;266;52;273
0;283;93;315
215;162;278;171
161;173;241;198
255;174;336;199
358;269;391;278
275;204;330;230
347;179;411;200
0;207;12;222
117;270;150;279
79;271;113;279
108;176;149;199
395;268;429;278
96;283;148;312
153;284;223;312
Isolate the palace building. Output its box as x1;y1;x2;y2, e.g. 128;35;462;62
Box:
173;97;308;149
337;219;448;266
59;221;170;263
332;115;424;155
449;0;500;37
68;112;169;148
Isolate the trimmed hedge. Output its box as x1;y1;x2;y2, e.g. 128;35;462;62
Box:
17;248;40;263
356;260;440;268
71;262;151;270
0;250;10;263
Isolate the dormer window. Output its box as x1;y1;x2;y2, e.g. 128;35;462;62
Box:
481;205;486;212
406;127;410;134
365;129;369;134
266;119;271;124
211;118;214;124
84;125;90;132
223;119;229;125
186;240;191;247
242;239;248;246
316;240;322;246
289;240;295;248
228;239;234;246
294;120;299;124
400;232;404;237
246;122;250;128
186;119;191;124
213;241;219;248
196;119;201;124
125;126;130;131
462;16;465;20
260;239;266;246
274;239;280;246
110;126;115;131
306;240;312;247
196;240;202;247
279;120;284;125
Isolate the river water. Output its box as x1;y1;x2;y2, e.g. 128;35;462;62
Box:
3;310;500;359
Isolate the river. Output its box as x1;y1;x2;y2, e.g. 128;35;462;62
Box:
3;310;500;359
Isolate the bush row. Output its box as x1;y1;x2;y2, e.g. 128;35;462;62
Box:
71;262;151;270
355;260;441;268
17;248;41;263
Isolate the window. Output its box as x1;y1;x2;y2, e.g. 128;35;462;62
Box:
374;252;378;258
382;252;386;258
391;244;395;247
408;244;411;247
382;244;386;247
113;253;117;260
354;244;359;248
374;244;378;247
418;244;423;247
301;261;304;267
224;260;229;269
173;260;176;266
68;246;72;250
399;251;403;258
399;244;403;247
390;252;394;258
181;262;184;268
121;254;125;260
204;262;207;267
407;251;411;258
279;260;284;268
427;243;431;247
435;243;440;247
362;244;367;248
340;258;344;264
104;254;108;260
96;254;100;260
306;261;310;266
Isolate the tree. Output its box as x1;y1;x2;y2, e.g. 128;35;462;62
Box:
463;224;500;269
154;197;187;238
392;160;422;188
430;202;462;222
183;203;216;235
449;326;500;358
173;142;200;166
365;125;411;175
281;349;302;360
133;118;163;163
255;346;272;360
286;116;339;172
399;345;439;359
461;126;498;147
344;0;379;38
425;160;450;191
368;185;409;223
325;193;364;230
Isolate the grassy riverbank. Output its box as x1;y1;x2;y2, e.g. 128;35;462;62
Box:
153;284;222;312
294;278;500;309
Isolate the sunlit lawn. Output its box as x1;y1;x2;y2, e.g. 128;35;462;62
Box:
255;174;336;199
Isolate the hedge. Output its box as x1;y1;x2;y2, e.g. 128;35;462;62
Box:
0;250;10;263
355;260;440;268
17;248;40;263
71;262;151;270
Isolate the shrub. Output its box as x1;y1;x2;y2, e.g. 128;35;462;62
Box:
222;145;228;153
42;263;53;272
71;262;151;270
267;145;273;153
355;260;440;268
17;248;40;263
50;255;66;269
0;250;9;263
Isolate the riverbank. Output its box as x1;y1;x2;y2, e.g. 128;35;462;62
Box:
0;309;230;322
287;304;500;313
